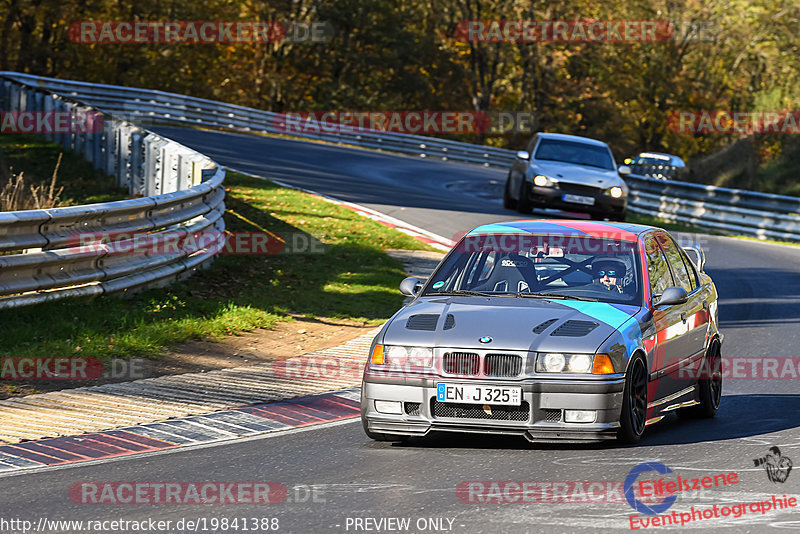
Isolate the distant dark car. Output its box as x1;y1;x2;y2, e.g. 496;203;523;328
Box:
361;220;721;445
504;133;631;221
625;152;687;180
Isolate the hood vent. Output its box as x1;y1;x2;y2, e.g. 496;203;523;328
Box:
550;320;599;337
533;318;558;334
406;314;440;331
443;314;456;330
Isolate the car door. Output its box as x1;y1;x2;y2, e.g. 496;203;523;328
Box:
643;233;691;403
665;237;710;386
653;232;704;398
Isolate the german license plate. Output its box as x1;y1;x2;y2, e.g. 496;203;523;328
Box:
437;383;522;406
562;193;595;206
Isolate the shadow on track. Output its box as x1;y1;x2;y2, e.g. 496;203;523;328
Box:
380;394;800;451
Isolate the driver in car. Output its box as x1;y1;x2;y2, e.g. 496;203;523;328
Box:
592;258;627;294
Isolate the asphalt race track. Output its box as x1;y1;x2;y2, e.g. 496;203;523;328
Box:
2;127;799;533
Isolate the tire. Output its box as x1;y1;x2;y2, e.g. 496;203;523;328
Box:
503;174;517;209
617;355;648;444
590;213;606;221
677;341;722;419
614;212;627;222
361;414;408;442
516;177;533;214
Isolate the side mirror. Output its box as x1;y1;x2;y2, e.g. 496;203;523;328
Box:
516;150;530;161
399;276;423;297
618;165;632;176
654;286;688;307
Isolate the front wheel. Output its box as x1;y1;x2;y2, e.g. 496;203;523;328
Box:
617;355;648;444
503;174;517;209
516;178;532;214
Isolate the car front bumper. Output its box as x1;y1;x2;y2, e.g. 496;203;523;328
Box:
361;376;626;442
525;183;627;217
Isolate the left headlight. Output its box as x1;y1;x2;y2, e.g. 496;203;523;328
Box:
605;186;625;198
535;353;595;374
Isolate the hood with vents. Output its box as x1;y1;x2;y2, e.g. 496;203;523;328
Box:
383;296;639;353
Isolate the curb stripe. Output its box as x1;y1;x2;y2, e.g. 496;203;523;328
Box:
0;390;361;473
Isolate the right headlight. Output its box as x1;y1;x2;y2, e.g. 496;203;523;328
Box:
533;174;549;187
382;345;434;368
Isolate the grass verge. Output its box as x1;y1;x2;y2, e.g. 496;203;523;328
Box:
0;171;433;360
0;134;129;205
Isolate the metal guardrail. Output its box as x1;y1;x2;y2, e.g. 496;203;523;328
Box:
0;76;226;309
3;72;800;243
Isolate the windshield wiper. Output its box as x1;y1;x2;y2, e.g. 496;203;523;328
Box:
434;290;495;297
514;292;599;302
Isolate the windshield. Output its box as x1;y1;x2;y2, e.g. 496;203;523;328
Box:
424;233;642;305
534;139;615;170
631;155;674;166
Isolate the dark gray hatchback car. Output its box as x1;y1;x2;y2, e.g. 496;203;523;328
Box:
504;133;631;221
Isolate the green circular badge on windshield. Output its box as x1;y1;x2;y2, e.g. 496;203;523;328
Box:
432;281;445;289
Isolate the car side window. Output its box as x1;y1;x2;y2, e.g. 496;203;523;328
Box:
679;249;699;291
644;235;673;296
657;234;692;292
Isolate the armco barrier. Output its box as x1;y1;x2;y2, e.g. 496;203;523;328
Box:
2;72;800;243
0;76;225;309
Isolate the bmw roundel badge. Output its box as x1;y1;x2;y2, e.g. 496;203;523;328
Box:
479;336;492;344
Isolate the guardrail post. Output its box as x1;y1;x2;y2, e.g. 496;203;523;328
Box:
91;113;104;170
42;94;55;142
129;131;144;195
53;98;66;147
161;146;179;194
117;124;131;190
142;135;162;196
104;119;117;177
176;153;193;191
64;101;78;153
0;80;8;111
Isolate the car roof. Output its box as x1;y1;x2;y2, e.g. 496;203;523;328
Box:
634;152;686;165
466;219;654;242
536;132;610;148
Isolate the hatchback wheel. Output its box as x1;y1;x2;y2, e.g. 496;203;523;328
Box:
503;174;517;209
516;178;532;214
618;355;648;444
